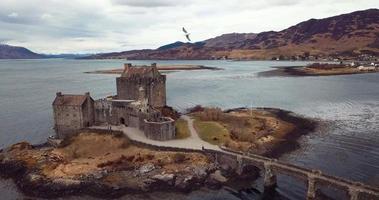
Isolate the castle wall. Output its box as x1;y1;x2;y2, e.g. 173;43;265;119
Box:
116;78;140;101
143;117;176;141
148;76;166;108
116;76;166;108
94;99;112;124
53;105;83;139
82;98;95;127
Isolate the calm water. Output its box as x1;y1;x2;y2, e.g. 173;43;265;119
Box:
0;59;378;199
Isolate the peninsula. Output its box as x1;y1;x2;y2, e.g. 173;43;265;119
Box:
259;63;379;77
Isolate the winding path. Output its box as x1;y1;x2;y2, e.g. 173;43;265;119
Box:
92;115;220;151
90;116;379;199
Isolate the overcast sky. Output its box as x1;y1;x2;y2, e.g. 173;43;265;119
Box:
0;0;377;54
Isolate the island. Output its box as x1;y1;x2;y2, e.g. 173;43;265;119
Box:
0;131;257;198
0;63;317;198
259;63;379;77
0;107;315;198
85;63;222;74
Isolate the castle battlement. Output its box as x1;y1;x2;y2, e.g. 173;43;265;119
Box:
116;63;166;108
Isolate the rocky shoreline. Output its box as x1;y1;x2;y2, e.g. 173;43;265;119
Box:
0;107;317;199
255;108;317;158
0;132;256;199
258;66;379;77
223;107;318;158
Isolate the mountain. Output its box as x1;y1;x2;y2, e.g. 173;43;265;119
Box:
85;9;379;60
0;44;45;59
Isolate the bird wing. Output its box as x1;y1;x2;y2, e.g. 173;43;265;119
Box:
182;27;187;33
186;34;191;41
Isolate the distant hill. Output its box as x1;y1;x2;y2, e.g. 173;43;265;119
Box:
0;44;94;59
84;8;379;60
0;44;45;59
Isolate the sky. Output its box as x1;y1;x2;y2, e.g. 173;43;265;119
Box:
0;0;378;54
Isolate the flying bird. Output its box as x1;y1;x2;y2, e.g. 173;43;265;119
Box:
182;27;191;42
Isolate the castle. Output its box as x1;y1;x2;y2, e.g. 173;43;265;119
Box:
52;63;176;141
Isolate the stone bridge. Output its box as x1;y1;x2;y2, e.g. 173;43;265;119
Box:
88;125;379;200
207;147;379;200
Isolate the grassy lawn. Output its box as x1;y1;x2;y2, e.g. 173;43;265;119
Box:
193;118;230;145
175;119;191;139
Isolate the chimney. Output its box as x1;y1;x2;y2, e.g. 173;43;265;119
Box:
151;63;157;68
85;92;90;97
56;92;62;97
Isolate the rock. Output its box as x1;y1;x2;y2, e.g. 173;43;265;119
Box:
206;170;228;189
206;163;218;173
92;171;104;179
27;173;43;183
138;163;155;174
52;178;82;186
8;142;32;151
193;166;207;178
151;174;175;185
174;174;195;191
210;170;227;183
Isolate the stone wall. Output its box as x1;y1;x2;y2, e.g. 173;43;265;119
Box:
116;76;166;108
143;117;175;141
147;76;166;108
82;97;95;127
53;105;84;139
94;99;111;124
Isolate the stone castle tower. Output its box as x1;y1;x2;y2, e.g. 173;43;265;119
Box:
116;63;166;108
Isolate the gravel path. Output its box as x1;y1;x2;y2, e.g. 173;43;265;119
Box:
92;115;220;151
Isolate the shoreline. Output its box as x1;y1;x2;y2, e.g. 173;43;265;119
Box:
223;107;318;158
0;107;317;199
0;131;256;199
258;66;379;77
257;108;317;158
85;64;222;74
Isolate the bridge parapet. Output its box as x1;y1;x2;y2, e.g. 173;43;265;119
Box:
217;146;379;200
263;163;277;189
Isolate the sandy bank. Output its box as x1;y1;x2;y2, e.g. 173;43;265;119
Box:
85;64;222;74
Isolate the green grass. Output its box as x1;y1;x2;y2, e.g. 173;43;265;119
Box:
193;118;230;145
175;119;191;139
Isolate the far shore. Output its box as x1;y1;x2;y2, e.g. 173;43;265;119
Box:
258;65;379;77
85;64;222;74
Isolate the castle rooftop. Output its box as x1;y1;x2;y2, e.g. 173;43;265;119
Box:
121;63;161;78
52;92;91;106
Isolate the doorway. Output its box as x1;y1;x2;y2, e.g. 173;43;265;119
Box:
120;117;125;125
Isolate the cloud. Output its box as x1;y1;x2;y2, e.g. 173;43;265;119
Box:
111;0;186;7
0;0;377;53
7;12;18;18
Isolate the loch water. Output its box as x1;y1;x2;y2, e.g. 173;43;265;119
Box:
0;59;378;200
